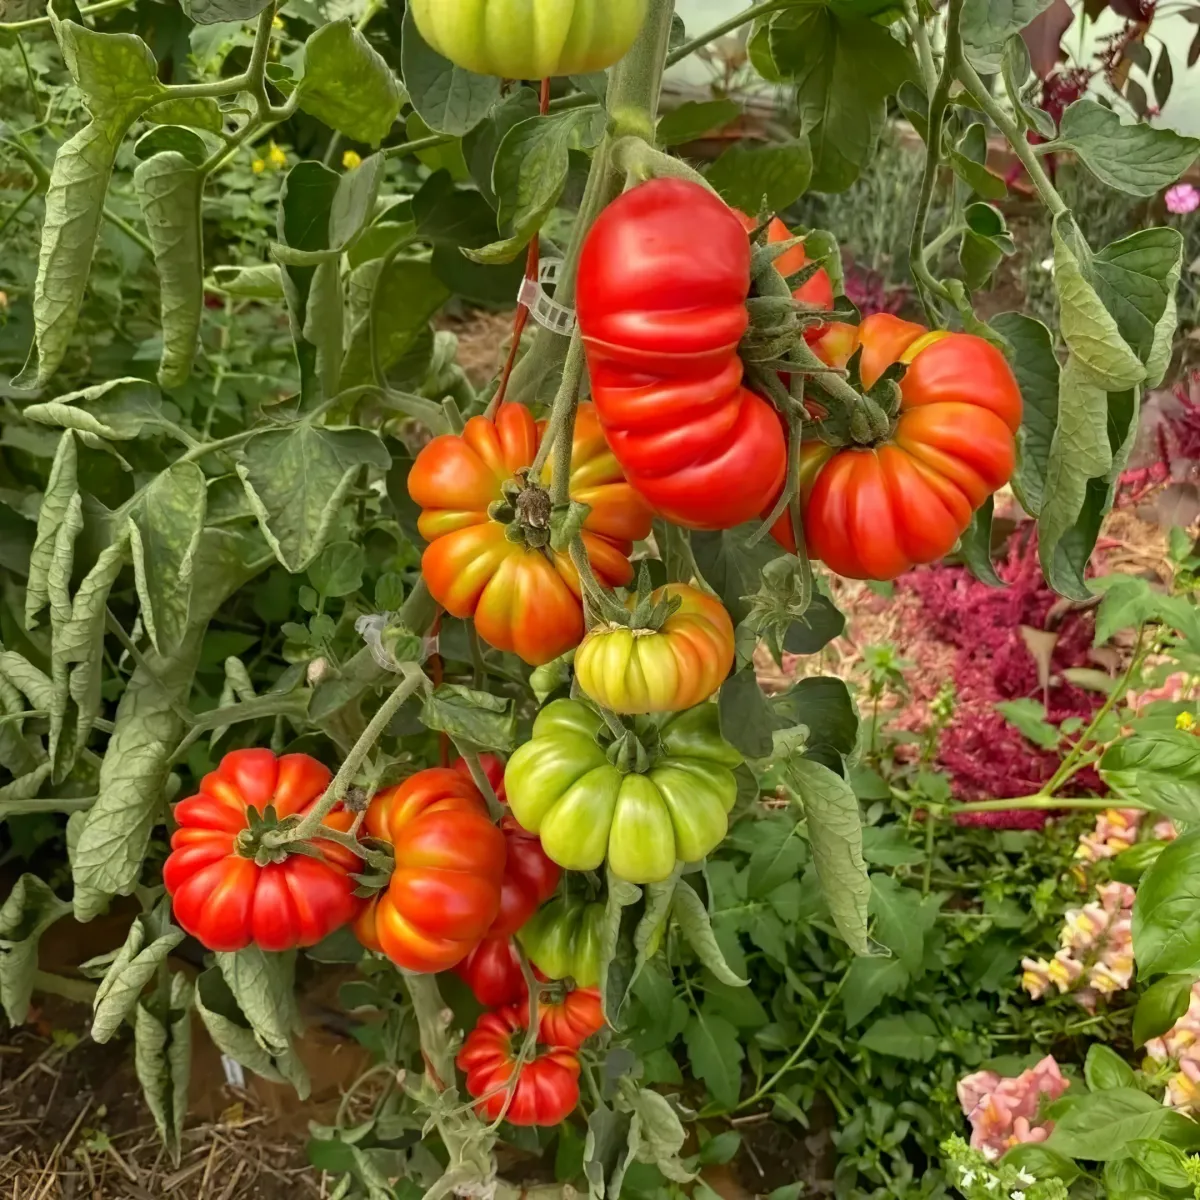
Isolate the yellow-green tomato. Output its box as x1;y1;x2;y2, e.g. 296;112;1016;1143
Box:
504;699;742;884
410;0;650;80
518;895;604;985
575;584;735;714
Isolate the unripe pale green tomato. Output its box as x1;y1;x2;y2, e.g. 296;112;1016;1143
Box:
410;0;650;80
504;699;742;883
518;895;605;986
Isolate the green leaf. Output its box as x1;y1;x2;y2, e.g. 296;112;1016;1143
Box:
400;8;501;137
658;99;741;147
842;955;910;1027
25;432;77;628
55;21;164;115
995;698;1059;749
958;497;1003;586
308;541;365;599
300;20;404;147
990;312;1058;517
869;874;939;973
626;1088;693;1182
782;755;870;954
194;966;292;1086
691;525;779;626
145;96;222;132
181;0;269;23
948;124;1007;200
1134;831;1200;978
134;152;203;389
207;264;285;300
134;972;191;1161
1101;732;1200;824
462;87;540;209
858;1012;938;1061
128;463;207;655
961;0;1054;71
420;683;516;752
1057;98;1200;198
683;1011;744;1109
1133;974;1195;1047
24;377;171;441
768;676;857;762
1128;1138;1193;1189
1046;1087;1200;1160
719;668;775;759
72;530;266;918
237;426;390;574
672;881;747;986
599;872;641;1027
764;8;916;191
1001;1144;1081;1185
1085;1043;1136;1091
707;138;813;215
469;106;604;265
90;900;183;1043
134;125;209;167
0;874;72;1025
1002;35;1058;138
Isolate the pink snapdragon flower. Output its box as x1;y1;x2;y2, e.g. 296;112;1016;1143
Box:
1166;183;1200;215
1145;982;1200;1112
957;1056;1069;1160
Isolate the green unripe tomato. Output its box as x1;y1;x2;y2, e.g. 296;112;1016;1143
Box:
519;895;605;986
505;699;742;884
410;0;650;80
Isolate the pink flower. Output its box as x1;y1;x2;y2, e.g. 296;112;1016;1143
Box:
1166;183;1200;215
958;1056;1069;1160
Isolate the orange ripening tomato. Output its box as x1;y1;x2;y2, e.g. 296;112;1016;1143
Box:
735;212;834;336
454;936;527;1007
538;987;605;1049
164;750;362;953
408;402;653;665
457;1006;581;1126
576;178;787;531
354;768;506;973
772;313;1023;580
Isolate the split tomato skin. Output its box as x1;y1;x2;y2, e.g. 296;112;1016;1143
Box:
353;768;507;973
410;0;649;80
409;402;652;666
164;749;362;954
576;178;788;531
774;313;1023;580
574;583;735;714
456;1006;581;1126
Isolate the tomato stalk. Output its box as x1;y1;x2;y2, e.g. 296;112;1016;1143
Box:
609;135;713;192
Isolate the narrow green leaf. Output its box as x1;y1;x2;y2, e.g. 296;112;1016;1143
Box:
25;431;77;628
672;881;747;986
91;903;184;1043
134;972;191;1161
858;1012;939;1061
24;377;169;441
0;875;72;1025
420;682;516;751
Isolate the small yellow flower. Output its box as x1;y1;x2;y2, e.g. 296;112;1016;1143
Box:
1178;711;1196;732
251;158;266;174
342;150;363;170
267;142;288;169
272;13;283;26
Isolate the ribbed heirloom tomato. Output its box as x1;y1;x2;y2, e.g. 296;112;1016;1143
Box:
354;768;506;972
518;895;605;986
771;313;1023;580
408;403;652;665
455;936;527;1007
457;1007;580;1126
576;178;788;530
574;584;735;714
411;0;649;80
164;750;361;953
492;815;561;937
539;987;605;1049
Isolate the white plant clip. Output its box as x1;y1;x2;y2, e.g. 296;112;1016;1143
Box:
517;258;576;336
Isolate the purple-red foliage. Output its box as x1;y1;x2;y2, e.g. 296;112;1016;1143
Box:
900;531;1103;827
841;258;909;318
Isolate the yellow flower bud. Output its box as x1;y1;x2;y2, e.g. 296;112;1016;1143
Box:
1178;711;1196;732
251;158;266;174
342;150;363;170
268;142;288;169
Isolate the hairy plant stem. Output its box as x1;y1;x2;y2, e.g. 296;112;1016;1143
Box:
161;4;277;103
664;0;793;68
529;331;585;482
908;0;962;321
905;0;939;96
269;663;426;846
1;0;132;30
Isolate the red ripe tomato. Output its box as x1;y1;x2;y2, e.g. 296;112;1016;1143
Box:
353;768;506;972
772;313;1023;580
538;987;605;1049
576;178;787;531
735;211;834;336
452;752;507;803
456;1006;581;1126
164;750;361;953
491;815;561;937
408;402;653;665
454;936;527;1007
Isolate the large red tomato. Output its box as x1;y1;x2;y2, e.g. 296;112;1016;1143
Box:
576;178;787;530
492;815;561;937
452;752;507;803
456;1006;580;1126
164;750;361;953
538;987;605;1049
353;769;506;972
735;211;834;335
408;403;653;665
454;936;527;1007
772;313;1023;580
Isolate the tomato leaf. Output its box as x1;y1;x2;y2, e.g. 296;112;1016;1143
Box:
25;377;174;442
707;138;813;215
462;87;540;210
672;880;748;987
599;871;641;1027
25;433;77;629
180;0;269;23
0;874;72;1025
133;972;192;1163
400;8;499;137
194;966;294;1086
658;99;741;148
683;1010;744;1109
420;683;517;752
960;0;1054;72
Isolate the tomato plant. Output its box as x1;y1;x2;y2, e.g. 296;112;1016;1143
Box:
517;895;606;987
